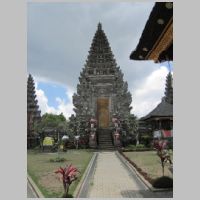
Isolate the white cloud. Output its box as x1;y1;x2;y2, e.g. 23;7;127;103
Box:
131;66;169;118
35;82;74;119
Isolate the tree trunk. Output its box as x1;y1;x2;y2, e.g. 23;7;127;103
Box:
162;162;164;176
63;181;67;197
63;181;70;198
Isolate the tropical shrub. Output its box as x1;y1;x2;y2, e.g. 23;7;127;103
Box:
140;134;153;147
50;157;66;162
55;164;79;197
153;176;173;188
153;140;172;176
136;144;145;149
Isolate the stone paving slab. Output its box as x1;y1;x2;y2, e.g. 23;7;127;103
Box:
87;151;148;198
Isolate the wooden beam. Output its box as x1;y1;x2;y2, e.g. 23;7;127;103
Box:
146;17;173;62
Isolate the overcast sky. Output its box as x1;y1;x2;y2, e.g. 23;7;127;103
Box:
28;2;172;119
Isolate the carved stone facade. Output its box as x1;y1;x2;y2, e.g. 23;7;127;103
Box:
73;23;132;132
27;74;41;148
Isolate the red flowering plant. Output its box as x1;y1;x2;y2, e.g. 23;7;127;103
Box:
154;140;172;176
55;164;80;197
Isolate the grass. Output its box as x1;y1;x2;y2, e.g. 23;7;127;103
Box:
27;149;93;198
124;150;173;180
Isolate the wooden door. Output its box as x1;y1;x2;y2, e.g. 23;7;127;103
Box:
97;98;109;128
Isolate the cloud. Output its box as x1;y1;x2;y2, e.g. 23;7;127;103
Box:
27;2;155;91
28;3;172;120
35;81;74;119
131;66;169;118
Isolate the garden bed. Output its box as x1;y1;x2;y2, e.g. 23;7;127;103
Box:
27;149;93;198
122;148;153;152
122;144;153;152
119;150;173;188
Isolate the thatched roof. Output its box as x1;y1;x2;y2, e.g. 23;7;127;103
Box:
140;98;173;121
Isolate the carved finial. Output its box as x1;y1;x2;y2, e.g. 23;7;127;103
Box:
98;22;102;30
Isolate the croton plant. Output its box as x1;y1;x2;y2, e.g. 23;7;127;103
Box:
154;140;172;176
55;164;79;197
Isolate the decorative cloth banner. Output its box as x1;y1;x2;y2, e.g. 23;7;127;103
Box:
43;137;54;146
153;130;162;138
162;130;173;138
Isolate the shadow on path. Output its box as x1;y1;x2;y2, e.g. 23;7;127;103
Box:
121;189;173;198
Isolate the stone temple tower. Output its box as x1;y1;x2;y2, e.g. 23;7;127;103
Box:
73;23;132;147
27;74;41;148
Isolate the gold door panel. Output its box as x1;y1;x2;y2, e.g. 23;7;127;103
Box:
97;98;109;128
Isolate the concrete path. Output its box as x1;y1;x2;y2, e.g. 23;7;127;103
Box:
87;151;149;198
27;181;37;198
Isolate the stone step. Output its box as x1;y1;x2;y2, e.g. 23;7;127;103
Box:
99;138;112;141
98;128;114;149
99;141;112;143
99;146;114;149
98;143;113;147
98;141;113;144
99;139;112;141
99;140;112;143
99;138;111;140
99;143;113;146
99;135;111;137
99;145;113;147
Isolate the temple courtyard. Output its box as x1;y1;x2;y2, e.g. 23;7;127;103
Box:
27;2;173;198
27;149;173;198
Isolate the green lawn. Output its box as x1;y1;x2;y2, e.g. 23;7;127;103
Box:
124;150;173;180
27;149;93;198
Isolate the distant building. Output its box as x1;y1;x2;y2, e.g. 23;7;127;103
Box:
130;2;173;63
140;72;173;132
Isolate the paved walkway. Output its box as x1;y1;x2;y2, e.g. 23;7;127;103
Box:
27;181;37;198
87;151;148;198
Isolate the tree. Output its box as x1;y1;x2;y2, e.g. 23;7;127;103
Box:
68;114;78;136
164;72;173;104
35;113;70;139
127;114;138;134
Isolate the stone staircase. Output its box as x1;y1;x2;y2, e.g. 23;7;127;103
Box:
98;128;114;150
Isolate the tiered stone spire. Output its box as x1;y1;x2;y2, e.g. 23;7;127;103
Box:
85;22;117;70
73;23;132;134
27;74;41;138
164;72;173;104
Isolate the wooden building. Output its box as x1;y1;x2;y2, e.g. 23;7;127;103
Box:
140;97;173;131
140;71;173;138
130;2;173;63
